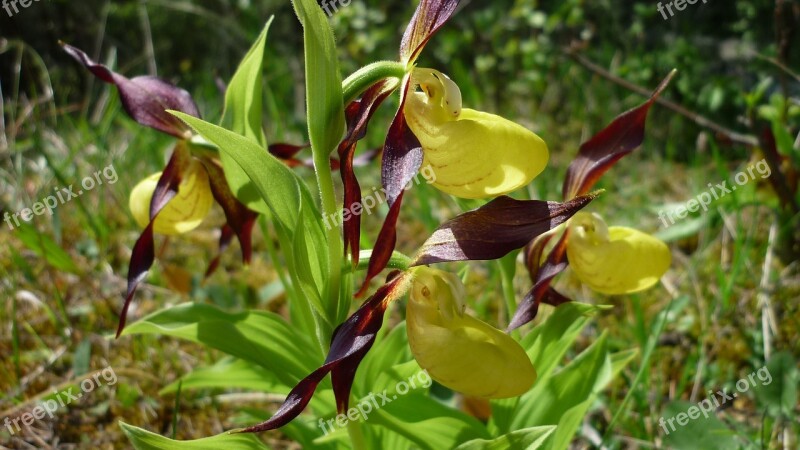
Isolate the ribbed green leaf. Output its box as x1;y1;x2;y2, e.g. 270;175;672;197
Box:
159;357;286;396
220;18;273;213
512;333;614;450
120;422;269;450
369;393;490;450
121;303;319;385
171;112;311;231
660;401;739;450
454;426;556;450
291;0;345;155
491;303;608;434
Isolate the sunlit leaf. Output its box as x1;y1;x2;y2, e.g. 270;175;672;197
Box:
171;113;308;232
454;426;556;450
121;303;319;385
292;0;345;155
120;422;268;450
512;333;612;450
369;392;490;450
220;17;274;214
159;357;287;396
15;224;79;274
659;401;738;450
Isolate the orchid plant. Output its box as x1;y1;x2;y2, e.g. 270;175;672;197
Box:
65;1;675;448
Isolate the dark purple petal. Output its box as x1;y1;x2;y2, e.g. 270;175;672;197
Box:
400;0;461;64
339;80;399;266
240;274;410;432
119;143;192;337
355;191;405;298
562;71;675;200
411;193;598;266
508;230;570;331
62;43;199;138
200;157;258;265
269;142;310;159
204;224;235;278
381;81;424;207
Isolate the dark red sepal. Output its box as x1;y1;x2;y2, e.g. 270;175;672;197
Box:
62;43;200;138
411;194;597;266
239;273;411;432
118;143;192;337
355;191;406;298
338;80;399;266
400;0;461;64
508;230;570;331
562;71;675;200
200;157;258;266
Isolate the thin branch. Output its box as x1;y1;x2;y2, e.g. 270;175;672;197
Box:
564;48;759;147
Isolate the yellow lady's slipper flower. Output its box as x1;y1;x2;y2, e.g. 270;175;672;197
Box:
403;68;549;199
406;267;536;399
566;212;671;295
129;159;214;235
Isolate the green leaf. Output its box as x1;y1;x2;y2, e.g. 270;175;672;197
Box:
120;422;269;450
369;393;491;450
357;323;414;394
291;0;345;156
15;224;79;273
753;351;799;418
159;357;287;396
491;303;606;434
653;215;708;242
523;303;609;379
219;18;274;214
172;112;318;232
121;303;320;385
290;201;330;321
512;333;612;450
159;357;336;417
454;426;556;450
659;401;738;450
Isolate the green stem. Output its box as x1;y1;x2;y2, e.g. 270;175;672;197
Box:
350;250;413;273
341;60;406;104
313;150;345;330
346;417;367;450
497;254;518;332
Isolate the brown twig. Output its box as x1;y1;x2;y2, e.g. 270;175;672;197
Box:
564;48;759;147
